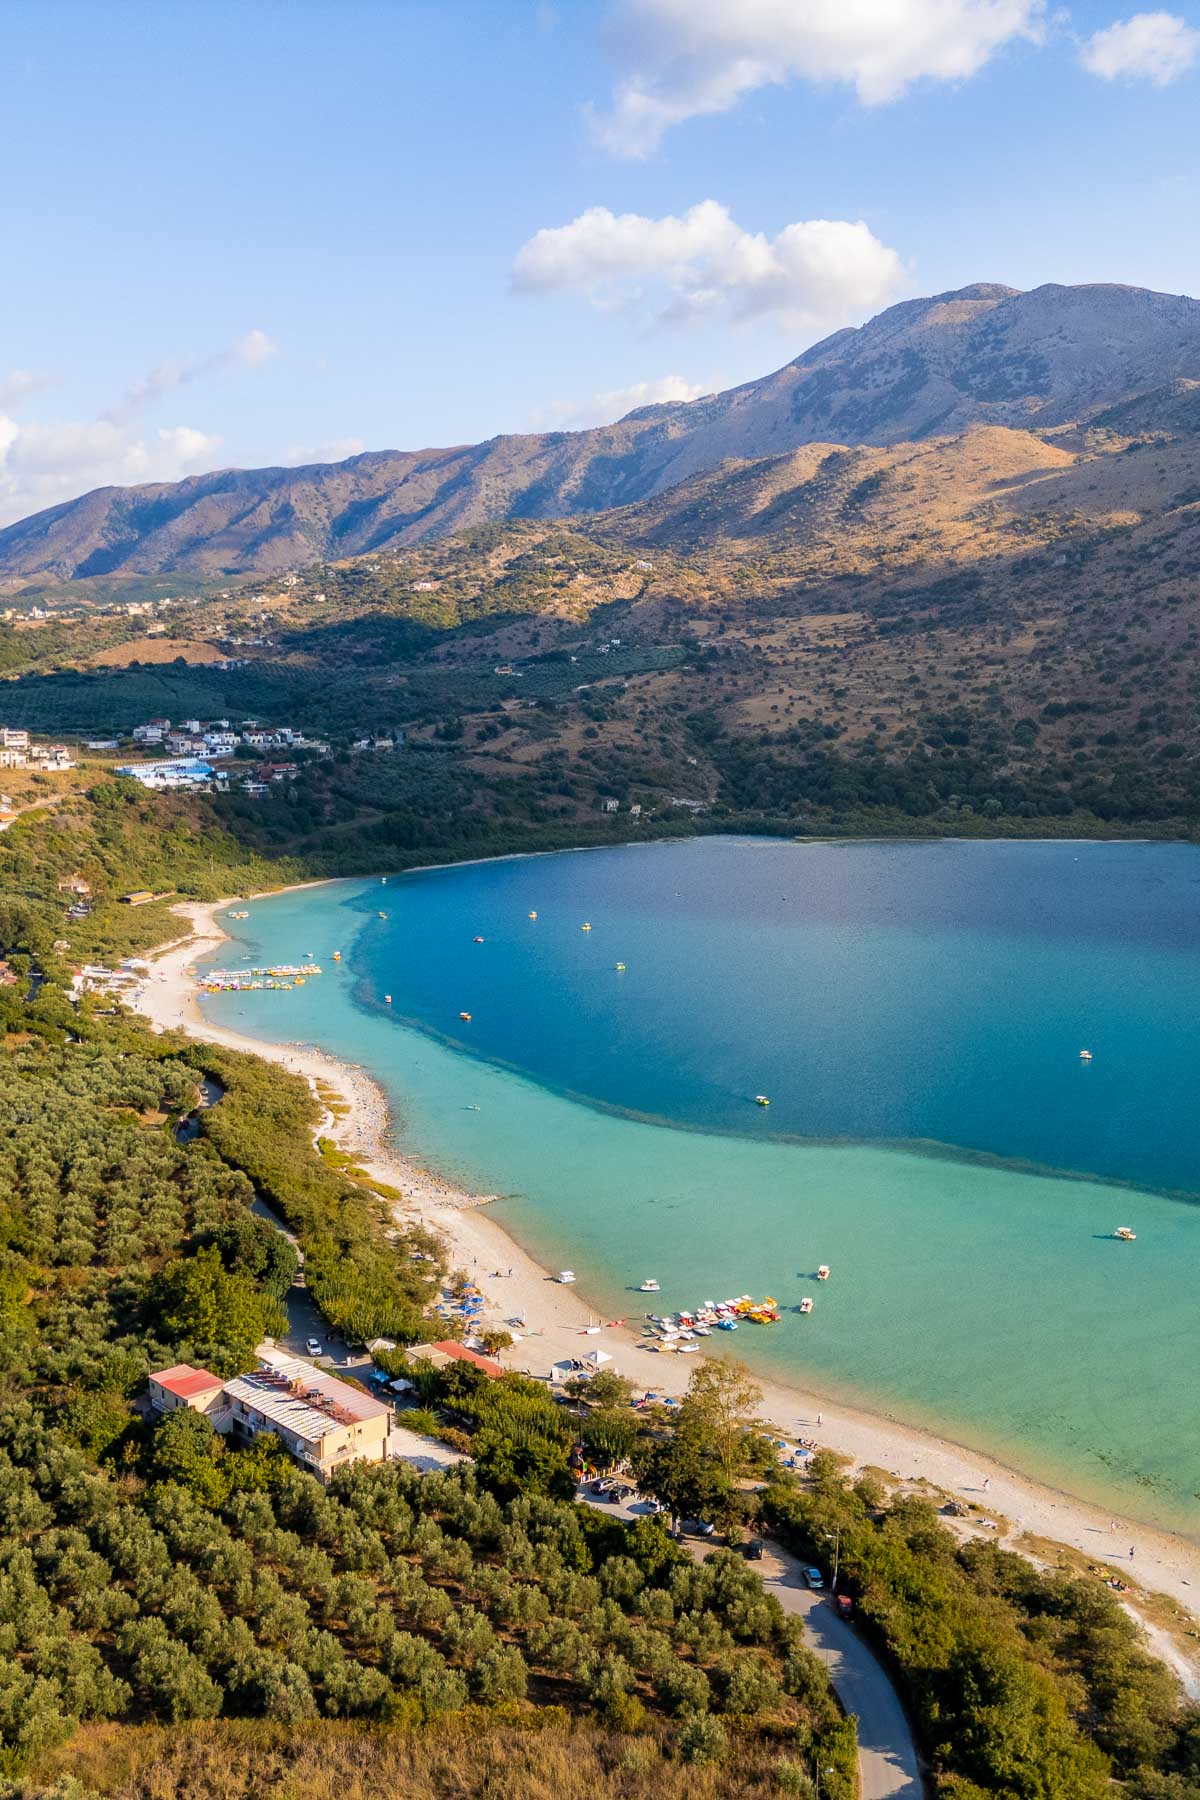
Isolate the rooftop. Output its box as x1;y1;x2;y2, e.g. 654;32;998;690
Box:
152;1363;224;1400
428;1340;504;1377
223;1349;391;1446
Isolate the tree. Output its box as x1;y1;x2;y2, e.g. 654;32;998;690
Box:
676;1359;763;1486
149;1244;285;1366
472;1427;574;1503
148;1406;228;1507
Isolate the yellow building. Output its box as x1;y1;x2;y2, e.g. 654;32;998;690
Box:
221;1348;391;1482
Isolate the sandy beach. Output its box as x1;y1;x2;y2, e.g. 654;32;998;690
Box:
133;896;1200;1684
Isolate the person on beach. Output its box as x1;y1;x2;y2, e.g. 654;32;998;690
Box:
983;1477;990;1492
1130;1546;1136;1559
816;1412;822;1426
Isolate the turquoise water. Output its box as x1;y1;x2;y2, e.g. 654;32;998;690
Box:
199;838;1200;1534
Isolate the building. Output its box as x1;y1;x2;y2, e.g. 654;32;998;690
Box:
407;1341;503;1379
600;797;619;813
0;749;27;770
115;757;214;790
149;1364;228;1419
0;728;30;750
222;1349;391;1481
133;719;171;743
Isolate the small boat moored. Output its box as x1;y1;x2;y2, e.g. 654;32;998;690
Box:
384;994;392;1005
755;1094;770;1107
1113;1226;1136;1241
581;922;592;932
1080;1048;1094;1062
459;1011;472;1022
799;1297;815;1314
639;1278;660;1293
557;1270;577;1284
817;1265;830;1281
528;911;538;920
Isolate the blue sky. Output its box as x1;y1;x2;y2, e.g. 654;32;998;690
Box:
1;0;1198;523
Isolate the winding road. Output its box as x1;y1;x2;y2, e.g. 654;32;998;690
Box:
580;1483;924;1798
755;1540;924;1800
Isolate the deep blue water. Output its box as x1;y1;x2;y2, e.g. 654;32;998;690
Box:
349;837;1200;1195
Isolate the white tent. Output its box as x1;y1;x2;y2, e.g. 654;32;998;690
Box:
581;1349;613;1369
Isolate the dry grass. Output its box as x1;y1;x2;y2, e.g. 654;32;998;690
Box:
89;637;231;667
41;1718;805;1800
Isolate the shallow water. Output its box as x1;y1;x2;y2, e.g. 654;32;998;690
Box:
200;838;1200;1534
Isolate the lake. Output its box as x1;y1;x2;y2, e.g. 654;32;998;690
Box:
199;837;1200;1534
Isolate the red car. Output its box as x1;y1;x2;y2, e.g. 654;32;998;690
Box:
836;1594;853;1620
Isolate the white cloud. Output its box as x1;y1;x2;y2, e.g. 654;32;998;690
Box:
0;370;53;410
0;416;222;525
1080;10;1199;82
513;200;907;329
0;329;277;527
529;373;709;431
281;437;366;466
591;0;1045;155
104;327;279;425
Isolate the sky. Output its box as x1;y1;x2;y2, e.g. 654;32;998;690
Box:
1;0;1199;525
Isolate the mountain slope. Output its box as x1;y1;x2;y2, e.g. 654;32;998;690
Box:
3;280;1200;580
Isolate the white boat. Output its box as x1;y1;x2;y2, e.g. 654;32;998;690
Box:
817;1265;830;1281
638;1279;660;1292
1113;1227;1136;1242
678;1343;700;1354
755;1093;770;1106
1080;1048;1094;1062
799;1297;815;1314
557;1269;578;1283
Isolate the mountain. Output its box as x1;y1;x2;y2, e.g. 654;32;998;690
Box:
3;280;1200;581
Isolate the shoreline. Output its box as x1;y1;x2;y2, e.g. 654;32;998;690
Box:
132;892;1200;1676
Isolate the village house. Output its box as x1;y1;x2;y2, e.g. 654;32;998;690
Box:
148;1365;228;1421
29;743;75;769
133;718;171;743
406;1342;503;1379
0;749;27;770
600;797;619;813
0;728;30;750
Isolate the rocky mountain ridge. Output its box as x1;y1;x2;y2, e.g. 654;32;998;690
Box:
2;280;1199;581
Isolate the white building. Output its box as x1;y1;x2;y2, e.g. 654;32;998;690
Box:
133;719;171;743
0;728;29;750
115;757;214;790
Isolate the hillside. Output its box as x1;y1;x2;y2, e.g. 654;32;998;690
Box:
3;281;1200;580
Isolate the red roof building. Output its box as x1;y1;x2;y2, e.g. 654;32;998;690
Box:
427;1341;504;1378
149;1363;227;1414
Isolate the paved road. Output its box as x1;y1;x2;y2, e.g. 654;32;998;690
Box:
577;1486;923;1800
757;1542;924;1800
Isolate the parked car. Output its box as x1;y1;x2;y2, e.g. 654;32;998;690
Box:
305;1338;323;1358
745;1537;765;1561
804;1566;824;1589
836;1593;853;1619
